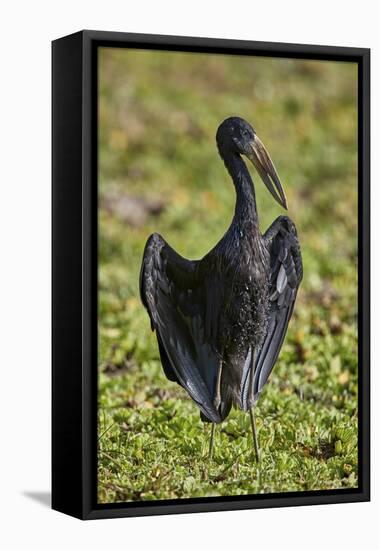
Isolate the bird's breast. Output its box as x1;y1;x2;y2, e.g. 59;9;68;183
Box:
217;242;270;352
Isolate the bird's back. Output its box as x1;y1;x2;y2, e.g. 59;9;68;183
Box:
199;225;271;410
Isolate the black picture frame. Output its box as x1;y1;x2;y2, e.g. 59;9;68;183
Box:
52;30;370;520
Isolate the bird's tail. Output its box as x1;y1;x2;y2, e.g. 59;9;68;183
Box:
199;396;232;423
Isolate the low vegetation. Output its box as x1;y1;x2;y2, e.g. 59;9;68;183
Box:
98;49;358;503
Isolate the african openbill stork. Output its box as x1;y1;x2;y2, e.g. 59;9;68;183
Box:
140;117;303;461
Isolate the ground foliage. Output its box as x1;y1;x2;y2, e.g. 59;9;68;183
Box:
97;49;358;503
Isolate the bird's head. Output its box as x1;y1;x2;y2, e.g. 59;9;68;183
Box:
216;116;287;209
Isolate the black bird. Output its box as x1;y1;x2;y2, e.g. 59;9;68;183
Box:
140;117;303;460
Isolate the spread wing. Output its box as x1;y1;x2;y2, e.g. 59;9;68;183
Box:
241;216;303;406
139;233;223;423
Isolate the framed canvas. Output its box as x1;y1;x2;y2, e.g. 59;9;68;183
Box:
52;30;370;520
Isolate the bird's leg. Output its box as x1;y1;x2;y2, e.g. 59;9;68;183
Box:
214;360;223;410
248;350;260;462
209;360;223;460
208;423;216;460
249;408;260;463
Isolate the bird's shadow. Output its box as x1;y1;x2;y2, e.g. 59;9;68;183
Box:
23;491;51;508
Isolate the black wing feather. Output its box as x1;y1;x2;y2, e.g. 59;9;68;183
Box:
255;216;302;394
241;216;302;406
140;233;222;423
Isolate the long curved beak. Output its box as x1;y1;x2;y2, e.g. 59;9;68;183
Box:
246;135;288;210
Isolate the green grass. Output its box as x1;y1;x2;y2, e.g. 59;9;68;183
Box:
97;48;358;503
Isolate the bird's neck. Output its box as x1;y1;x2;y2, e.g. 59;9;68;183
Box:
223;152;259;232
